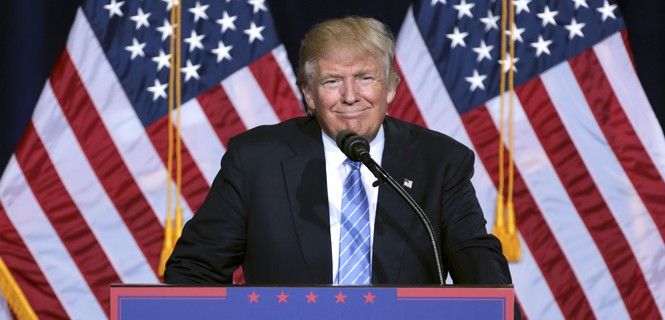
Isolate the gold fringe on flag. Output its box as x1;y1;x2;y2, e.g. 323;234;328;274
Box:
0;257;37;320
492;0;521;262
158;0;184;277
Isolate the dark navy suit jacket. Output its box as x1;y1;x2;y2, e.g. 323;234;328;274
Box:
165;116;512;287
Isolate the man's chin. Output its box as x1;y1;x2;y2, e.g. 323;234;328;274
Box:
346;126;379;142
337;121;382;141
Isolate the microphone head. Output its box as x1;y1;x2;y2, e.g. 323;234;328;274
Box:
335;129;370;162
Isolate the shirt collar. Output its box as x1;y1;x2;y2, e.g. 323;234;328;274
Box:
322;126;385;168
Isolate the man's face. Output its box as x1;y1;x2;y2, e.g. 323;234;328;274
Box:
301;49;396;141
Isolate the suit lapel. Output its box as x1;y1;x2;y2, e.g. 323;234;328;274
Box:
282;118;332;283
372;117;423;283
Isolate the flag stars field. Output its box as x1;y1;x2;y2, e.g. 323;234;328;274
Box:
130;8;151;30
453;0;475;19
162;0;179;11
244;22;265;44
156;19;175;41
217;11;237;32
465;69;487;91
181;60;201;82
506;23;526;43
480;10;499;31
572;0;589;9
184;30;206;52
212;41;233;62
125;38;146;60
104;0;274;108
473;40;494;62
104;0;124;18
597;0;617;21
446;26;468;48
151;49;171;71
531;35;553;57
513;0;531;14
565;18;586;39
248;0;268;13
188;1;209;22
537;6;558;27
147;79;168;101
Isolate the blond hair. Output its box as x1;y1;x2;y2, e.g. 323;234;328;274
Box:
296;16;400;88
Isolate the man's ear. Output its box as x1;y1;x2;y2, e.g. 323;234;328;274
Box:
301;85;316;112
385;69;400;104
386;80;398;104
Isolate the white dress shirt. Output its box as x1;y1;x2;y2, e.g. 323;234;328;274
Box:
322;127;384;284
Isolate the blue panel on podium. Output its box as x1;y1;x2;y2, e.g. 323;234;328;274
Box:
111;286;514;320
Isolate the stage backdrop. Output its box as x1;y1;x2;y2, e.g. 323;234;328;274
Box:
1;0;664;319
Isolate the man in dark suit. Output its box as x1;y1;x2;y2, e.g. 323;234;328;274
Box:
165;16;512;289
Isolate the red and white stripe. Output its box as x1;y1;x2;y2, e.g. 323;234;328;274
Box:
540;61;665;315
66;10;196;224
486;91;631;319
32;84;158;285
0;156;106;319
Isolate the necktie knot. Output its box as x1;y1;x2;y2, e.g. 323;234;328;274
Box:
344;159;362;171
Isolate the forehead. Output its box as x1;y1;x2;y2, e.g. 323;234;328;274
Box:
314;48;382;74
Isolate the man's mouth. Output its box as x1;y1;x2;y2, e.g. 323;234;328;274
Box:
335;107;369;118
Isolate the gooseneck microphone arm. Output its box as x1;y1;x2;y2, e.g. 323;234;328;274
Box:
336;130;445;285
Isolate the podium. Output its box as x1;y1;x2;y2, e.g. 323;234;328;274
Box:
110;285;514;319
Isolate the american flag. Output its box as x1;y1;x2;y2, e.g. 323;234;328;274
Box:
0;0;302;318
0;0;664;319
391;0;665;319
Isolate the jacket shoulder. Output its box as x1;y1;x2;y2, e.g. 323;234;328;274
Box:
386;116;473;156
225;116;318;153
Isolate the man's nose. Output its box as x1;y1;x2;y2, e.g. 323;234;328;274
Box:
341;80;359;104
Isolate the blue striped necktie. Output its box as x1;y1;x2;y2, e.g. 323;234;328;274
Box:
338;159;371;285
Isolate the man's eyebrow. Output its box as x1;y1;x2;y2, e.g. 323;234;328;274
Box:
354;70;375;76
317;67;379;79
319;72;342;78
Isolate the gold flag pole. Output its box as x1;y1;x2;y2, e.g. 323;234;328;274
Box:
158;0;183;277
492;0;521;262
0;257;37;320
174;0;184;242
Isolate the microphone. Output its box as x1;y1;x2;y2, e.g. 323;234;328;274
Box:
336;130;383;182
334;130;446;285
335;129;371;162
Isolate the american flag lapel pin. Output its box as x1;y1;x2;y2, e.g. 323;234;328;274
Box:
403;178;413;189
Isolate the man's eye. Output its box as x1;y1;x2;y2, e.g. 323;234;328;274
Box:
321;79;341;87
358;76;375;84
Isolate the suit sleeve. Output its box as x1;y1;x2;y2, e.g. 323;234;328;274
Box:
164;138;247;284
439;148;513;285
